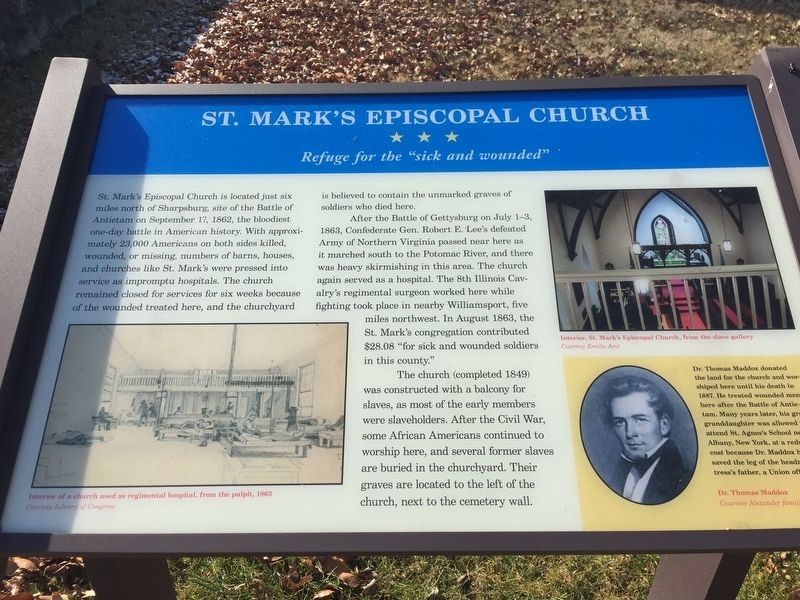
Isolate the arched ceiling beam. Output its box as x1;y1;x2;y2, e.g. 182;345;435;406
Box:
549;191;611;261
709;189;744;234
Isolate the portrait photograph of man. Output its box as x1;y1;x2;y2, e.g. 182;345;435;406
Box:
580;366;697;505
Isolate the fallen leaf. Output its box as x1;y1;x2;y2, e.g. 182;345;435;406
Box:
456;572;472;591
11;558;39;573
317;556;351;576
338;571;360;588
281;572;311;591
313;588;341;600
44;560;83;577
281;564;312;592
5;557;15;577
765;557;779;574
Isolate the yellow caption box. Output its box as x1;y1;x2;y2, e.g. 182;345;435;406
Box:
564;355;800;531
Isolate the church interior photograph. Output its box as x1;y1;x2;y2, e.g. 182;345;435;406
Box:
546;187;794;332
33;323;347;487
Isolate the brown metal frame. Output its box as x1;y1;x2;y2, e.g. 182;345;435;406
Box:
750;47;800;212
1;57;800;559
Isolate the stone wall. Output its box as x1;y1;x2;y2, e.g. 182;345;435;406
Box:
0;0;99;62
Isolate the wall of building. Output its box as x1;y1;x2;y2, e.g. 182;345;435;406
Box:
97;323;348;424
46;324;139;435
277;324;347;422
741;202;775;265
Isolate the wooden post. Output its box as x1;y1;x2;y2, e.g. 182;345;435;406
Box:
84;557;176;600
648;552;755;600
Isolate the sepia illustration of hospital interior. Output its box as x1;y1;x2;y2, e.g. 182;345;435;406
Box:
34;323;346;487
547;187;794;331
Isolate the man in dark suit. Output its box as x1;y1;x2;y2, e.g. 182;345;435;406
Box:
604;376;691;504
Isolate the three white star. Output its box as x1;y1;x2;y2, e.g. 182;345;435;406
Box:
389;131;459;143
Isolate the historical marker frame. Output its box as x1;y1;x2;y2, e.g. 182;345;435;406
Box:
1;57;800;556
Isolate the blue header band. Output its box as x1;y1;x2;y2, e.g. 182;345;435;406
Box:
89;86;767;174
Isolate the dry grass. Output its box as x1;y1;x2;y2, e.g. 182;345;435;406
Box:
570;0;800;76
170;554;661;600
169;552;800;599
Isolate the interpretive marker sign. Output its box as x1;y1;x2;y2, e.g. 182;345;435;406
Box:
1;59;800;554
